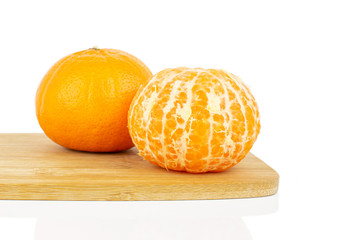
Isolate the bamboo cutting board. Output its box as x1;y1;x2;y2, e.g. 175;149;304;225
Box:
0;134;279;201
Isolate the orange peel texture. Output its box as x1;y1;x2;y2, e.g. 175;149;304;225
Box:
36;48;152;152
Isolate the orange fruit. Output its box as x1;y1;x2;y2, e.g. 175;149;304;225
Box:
36;48;152;152
128;67;260;173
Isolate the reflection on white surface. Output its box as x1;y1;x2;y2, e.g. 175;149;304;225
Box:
0;194;278;240
35;217;252;240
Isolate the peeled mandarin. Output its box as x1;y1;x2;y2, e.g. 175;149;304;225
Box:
128;67;260;173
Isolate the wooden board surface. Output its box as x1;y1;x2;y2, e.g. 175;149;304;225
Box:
0;134;279;201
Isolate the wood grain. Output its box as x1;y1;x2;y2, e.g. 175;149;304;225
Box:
0;134;279;201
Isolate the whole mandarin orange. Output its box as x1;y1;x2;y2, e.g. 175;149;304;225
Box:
128;67;260;173
36;48;152;152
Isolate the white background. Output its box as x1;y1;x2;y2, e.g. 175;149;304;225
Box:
1;0;360;239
